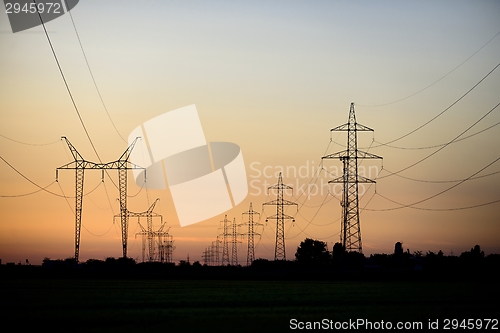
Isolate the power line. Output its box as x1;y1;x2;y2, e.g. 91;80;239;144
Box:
291;220;341;240
377;61;500;146
357;30;500;107
36;2;122;215
0;134;60;146
34;2;102;162
1;155;67;198
373;192;500;212
366;156;500;211
293;192;331;229
57;181;116;237
0;180;56;197
331;117;500;152
378;101;500;179
383;169;500;184
330;62;500;152
63;0;127;143
372;120;500;150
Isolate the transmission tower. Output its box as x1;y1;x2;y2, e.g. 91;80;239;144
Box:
219;215;231;265
214;236;221;266
131;199;174;263
156;224;174;263
56;137;143;262
322;103;382;253
230;217;240;266
263;172;298;261
129;198;162;262
210;242;218;266
240;202;262;266
202;248;210;266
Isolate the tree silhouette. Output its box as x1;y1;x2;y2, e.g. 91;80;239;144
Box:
332;242;346;259
295;238;330;267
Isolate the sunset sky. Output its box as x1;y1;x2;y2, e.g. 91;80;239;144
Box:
1;0;499;265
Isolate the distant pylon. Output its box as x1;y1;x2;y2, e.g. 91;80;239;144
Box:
220;215;231;265
203;248;210;266
215;236;221;266
263;173;298;261
231;217;239;266
240;202;262;266
128;198;162;262
56;137;143;262
210;242;217;266
322;103;382;253
156;226;174;263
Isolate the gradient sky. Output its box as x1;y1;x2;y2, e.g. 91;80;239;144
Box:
1;0;499;265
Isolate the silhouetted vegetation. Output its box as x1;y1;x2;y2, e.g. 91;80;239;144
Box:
4;241;497;280
295;238;330;268
2;241;499;332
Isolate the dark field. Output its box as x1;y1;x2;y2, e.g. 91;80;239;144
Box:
1;278;498;332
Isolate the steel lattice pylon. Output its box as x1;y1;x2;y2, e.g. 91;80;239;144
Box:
57;137;143;262
322;103;382;253
240;202;262;266
74;168;84;261
214;237;221;266
220;215;231;266
263;172;297;261
128;198;162;262
231;217;239;266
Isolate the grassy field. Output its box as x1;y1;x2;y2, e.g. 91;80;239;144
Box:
2;278;498;332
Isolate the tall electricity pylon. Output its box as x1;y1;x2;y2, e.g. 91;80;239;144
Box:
263;172;298;261
322;103;382;253
56;137;143;262
219;215;231;265
240;202;262;266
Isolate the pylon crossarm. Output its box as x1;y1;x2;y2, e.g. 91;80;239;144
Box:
323;150;381;160
357;175;377;183
57;161;101;169
135;231;147;238
123;211;161;219
327;176;345;183
322;150;348;159
102;161;145;170
263;199;297;206
242;211;260;216
117;137;140;161
137;222;147;233
328;175;376;184
61;136;85;161
330;122;374;132
356;150;383;159
267;184;293;191
147;198;160;213
266;213;295;220
157;223;167;233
